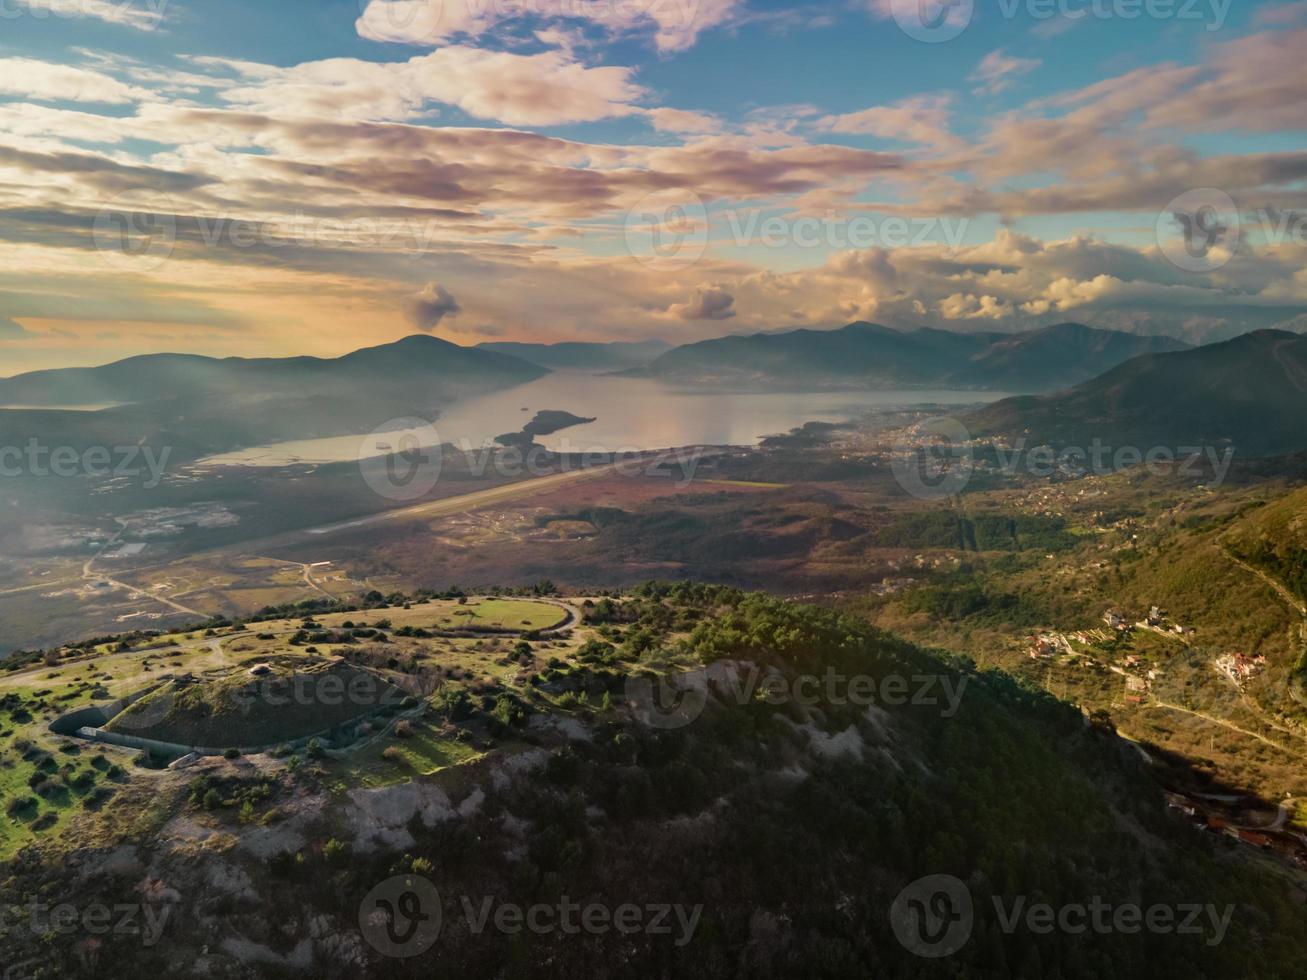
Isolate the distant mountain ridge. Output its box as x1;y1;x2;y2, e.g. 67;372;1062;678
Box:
966;329;1307;456
0;335;548;466
476;339;671;372
622;322;1188;392
0;334;546;408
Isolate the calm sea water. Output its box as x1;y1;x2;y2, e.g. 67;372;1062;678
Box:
198;373;1009;467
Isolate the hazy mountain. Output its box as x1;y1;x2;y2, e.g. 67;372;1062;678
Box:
947;322;1188;388
0;334;547;408
966;329;1307;456
0;336;548;465
476;338;671;372
623;322;1186;391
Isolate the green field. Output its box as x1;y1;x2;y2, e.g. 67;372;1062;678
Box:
0;593;580;856
328;714;482;790
313;597;570;632
0;699;124;859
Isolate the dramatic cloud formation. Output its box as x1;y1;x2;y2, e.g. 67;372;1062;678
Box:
405;283;463;331
0;3;1303;369
672;286;736;320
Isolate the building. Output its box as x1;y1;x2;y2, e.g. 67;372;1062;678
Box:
1103;609;1128;630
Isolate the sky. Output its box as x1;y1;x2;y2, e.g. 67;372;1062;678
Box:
0;0;1305;371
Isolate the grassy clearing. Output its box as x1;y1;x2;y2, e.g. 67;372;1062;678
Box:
328;715;481;790
311;597;567;633
0;696;126;859
0;594;585;854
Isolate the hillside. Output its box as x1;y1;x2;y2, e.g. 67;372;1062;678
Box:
0;336;548;466
949;322;1188;388
0;335;547;408
104;657;404;749
477;339;671;372
5;585;1307;976
967;330;1307;456
1224;485;1307;607
624;322;1186;391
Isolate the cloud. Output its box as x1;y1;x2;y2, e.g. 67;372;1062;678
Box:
0;316;30;338
0;57;153;105
672;286;736;320
405;282;462;331
1;19;1305;353
970;50;1041;96
14;0;166;30
814;95;961;151
356;0;741;53
213;46;649;126
646;107;720;134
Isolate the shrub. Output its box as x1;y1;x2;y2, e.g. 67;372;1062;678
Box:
492;694;527;727
6;796;38;817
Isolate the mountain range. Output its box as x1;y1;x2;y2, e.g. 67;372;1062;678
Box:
476;338;671;372
966;329;1307;456
0;335;546;465
0;334;544;408
8;325;1305;468
620;321;1188;392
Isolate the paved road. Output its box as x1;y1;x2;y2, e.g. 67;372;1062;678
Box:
78;519;206;619
5;450;699;647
